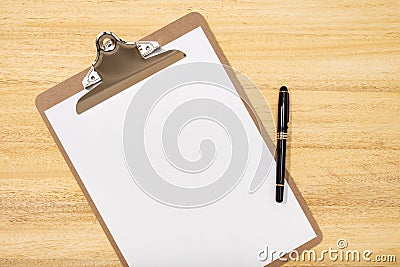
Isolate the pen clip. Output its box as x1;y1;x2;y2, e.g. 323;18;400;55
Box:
286;92;290;123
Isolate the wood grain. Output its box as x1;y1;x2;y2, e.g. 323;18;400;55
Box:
1;0;399;266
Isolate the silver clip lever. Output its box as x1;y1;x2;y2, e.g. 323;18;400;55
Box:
82;32;161;90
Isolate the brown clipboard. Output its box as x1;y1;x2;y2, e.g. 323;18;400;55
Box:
35;12;321;267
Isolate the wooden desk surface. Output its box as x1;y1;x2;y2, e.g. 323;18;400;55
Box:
1;1;399;266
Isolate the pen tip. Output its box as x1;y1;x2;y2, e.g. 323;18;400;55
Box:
276;186;284;203
280;86;288;92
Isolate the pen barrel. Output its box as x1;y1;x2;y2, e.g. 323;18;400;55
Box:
276;138;286;202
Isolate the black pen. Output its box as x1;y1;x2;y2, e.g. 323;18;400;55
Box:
276;86;289;203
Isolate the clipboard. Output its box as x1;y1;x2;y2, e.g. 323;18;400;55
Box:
35;12;321;267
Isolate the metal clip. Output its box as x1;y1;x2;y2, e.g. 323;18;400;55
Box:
82;32;161;90
136;41;161;58
82;66;101;90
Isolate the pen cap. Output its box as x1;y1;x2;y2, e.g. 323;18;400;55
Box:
277;86;289;132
